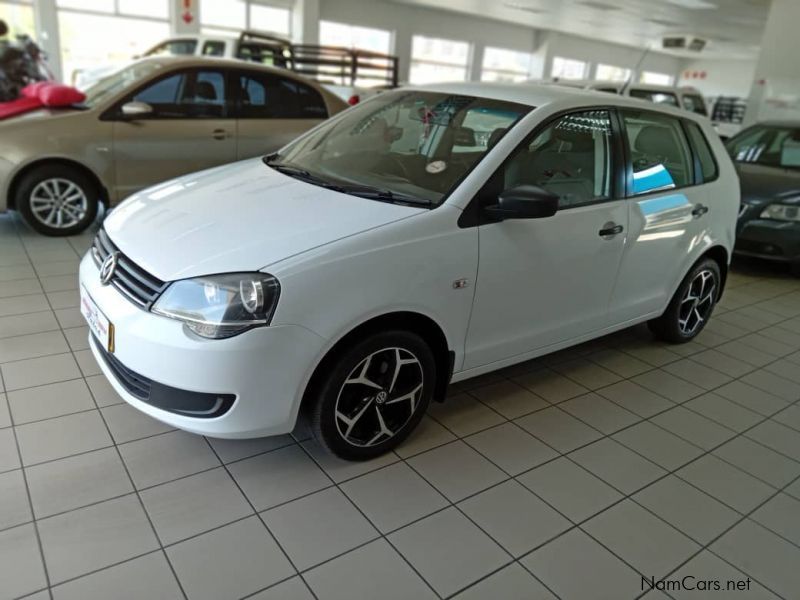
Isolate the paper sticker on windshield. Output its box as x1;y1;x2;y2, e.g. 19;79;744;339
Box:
426;161;447;174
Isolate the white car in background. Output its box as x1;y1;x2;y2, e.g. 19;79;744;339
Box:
79;83;738;460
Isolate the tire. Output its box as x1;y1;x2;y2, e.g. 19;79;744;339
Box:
648;258;721;343
310;330;435;461
15;164;99;236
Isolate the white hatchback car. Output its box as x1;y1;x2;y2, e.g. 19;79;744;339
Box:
79;83;739;460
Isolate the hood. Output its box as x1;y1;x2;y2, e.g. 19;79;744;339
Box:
736;162;800;206
104;159;426;281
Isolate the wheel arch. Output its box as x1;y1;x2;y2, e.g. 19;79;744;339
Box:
701;245;729;301
7;158;109;210
300;311;455;416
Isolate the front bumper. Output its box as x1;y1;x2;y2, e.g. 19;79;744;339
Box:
80;252;327;438
735;217;800;263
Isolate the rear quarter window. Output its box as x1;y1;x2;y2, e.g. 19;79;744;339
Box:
684;121;719;182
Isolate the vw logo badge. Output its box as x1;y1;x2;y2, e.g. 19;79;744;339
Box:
99;252;119;286
375;390;388;405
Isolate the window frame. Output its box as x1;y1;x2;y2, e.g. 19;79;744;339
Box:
458;105;628;228
230;69;329;120
101;67;234;121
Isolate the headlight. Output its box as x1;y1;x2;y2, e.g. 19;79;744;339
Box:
152;273;280;339
760;204;800;222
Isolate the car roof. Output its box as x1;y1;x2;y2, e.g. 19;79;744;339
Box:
407;81;704;121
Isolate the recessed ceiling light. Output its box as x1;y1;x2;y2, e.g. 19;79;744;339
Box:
578;1;622;10
665;0;717;8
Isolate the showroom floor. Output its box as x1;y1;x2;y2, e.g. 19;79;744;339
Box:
1;214;800;600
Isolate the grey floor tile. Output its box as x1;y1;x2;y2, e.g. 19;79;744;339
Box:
45;290;79;310
738;370;800;404
0;426;20;472
34;261;78;277
248;577;314;600
652;405;736;450
228;444;330;511
0;353;81;391
0;311;58;339
465;422;558;475
459;480;571;557
517;456;622;523
560;392;640;435
63;326;89;351
596;380;673;418
632;369;705;402
84;374;123;407
746;420;800;461
584;499;699;578
714;436;800;488
119;430;219;489
691;349;755;378
677;455;775;513
37;494;159;584
512;368;589;403
0;523;48;600
669;550;780;599
0;469;32;529
428;392;505;437
389;507;510;598
40;274;79;293
634;475;740;544
340;462;447;533
100;403;174;444
515;407;602;453
522;528;641;600
73;348;101;376
263;487;378;571
615;340;681;368
141;467;252;545
0;330;68;364
407;440;506;502
26;447;133;518
774;403;800;431
8;379;95;425
750;493;800;546
570;438;666;494
0;392;8;427
587;348;651;378
207;434;295;463
15;410;111;466
552;358;622;389
167;516;294;600
717;339;779;367
712;519;800;599
301;439;399;483
0;294;49;318
50;551;182;600
716;380;790;416
395;415;456;458
684;393;762;432
765;358;800;384
468;380;548;419
453;563;557;600
0;279;41;299
662;358;733;391
613;421;703;470
305;539;437;600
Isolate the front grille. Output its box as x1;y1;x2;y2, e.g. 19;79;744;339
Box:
92;229;167;309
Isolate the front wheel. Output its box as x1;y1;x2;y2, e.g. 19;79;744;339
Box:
16;164;99;236
648;258;721;343
310;331;435;461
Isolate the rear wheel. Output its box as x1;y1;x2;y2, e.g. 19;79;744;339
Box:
310;331;435;460
648;258;721;343
16;164;99;236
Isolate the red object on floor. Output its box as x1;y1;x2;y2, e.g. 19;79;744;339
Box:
0;82;86;120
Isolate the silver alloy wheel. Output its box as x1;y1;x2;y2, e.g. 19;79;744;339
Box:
678;269;716;336
29;178;89;229
334;347;424;448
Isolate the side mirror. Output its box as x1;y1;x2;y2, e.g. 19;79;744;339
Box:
484;185;559;220
120;101;153;119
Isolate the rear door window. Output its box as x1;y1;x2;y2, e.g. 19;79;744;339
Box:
236;72;328;119
621;110;693;194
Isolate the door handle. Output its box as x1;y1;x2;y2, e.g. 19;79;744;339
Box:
598;223;624;238
212;129;228;140
692;203;709;218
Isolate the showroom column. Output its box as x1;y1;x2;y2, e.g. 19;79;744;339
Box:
744;0;800;125
292;0;319;44
32;0;62;82
170;0;200;35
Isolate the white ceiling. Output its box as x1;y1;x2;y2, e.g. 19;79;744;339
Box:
390;0;771;58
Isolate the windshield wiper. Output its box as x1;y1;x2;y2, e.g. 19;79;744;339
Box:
336;185;432;207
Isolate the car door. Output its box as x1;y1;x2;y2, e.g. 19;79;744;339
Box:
608;109;707;324
463;109;629;370
110;68;237;200
233;69;330;159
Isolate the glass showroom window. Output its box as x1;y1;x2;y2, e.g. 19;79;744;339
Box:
410;35;470;84
595;63;631;82
481;47;532;83
0;1;34;37
202;0;246;30
202;0;290;36
319;21;392;54
551;56;588;80
640;71;675;86
250;3;290;35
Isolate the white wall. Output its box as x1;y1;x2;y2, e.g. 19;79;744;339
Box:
677;58;756;98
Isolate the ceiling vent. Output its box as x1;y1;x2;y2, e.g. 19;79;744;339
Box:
662;35;708;51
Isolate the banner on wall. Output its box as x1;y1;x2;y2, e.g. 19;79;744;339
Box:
174;0;200;34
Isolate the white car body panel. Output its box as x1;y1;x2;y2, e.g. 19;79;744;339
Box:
80;82;739;440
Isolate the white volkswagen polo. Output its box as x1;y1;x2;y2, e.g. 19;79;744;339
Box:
79;83;739;460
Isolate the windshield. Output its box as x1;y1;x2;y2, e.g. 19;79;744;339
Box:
727;125;800;169
82;61;163;108
272;90;532;206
